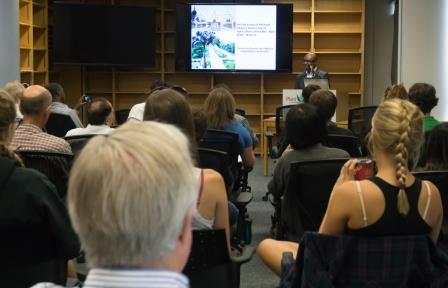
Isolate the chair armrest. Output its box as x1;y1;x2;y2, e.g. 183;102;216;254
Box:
230;245;255;265
232;192;253;208
281;251;295;278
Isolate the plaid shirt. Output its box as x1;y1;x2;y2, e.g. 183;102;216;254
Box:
280;232;448;288
10;124;72;154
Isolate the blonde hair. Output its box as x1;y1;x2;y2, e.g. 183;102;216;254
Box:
3;80;25;103
0;90;23;166
369;99;423;215
204;87;236;129
68;121;198;266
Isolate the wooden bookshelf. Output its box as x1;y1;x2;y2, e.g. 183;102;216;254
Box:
48;0;364;155
19;0;49;85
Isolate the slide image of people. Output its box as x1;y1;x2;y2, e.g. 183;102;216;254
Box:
191;5;236;70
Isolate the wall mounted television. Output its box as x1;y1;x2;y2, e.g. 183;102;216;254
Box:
176;3;293;73
52;2;156;66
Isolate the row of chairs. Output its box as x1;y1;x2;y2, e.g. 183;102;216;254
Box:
273;158;448;246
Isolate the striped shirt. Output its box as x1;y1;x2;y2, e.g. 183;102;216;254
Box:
82;269;189;288
10;123;72;154
31;268;189;288
50;102;84;128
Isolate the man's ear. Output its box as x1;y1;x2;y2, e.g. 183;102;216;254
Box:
179;207;193;245
43;105;51;123
173;207;194;271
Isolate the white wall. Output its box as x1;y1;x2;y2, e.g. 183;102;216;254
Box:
0;1;19;86
398;0;447;121
364;0;395;106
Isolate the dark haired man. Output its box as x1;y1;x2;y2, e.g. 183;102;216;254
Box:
267;103;348;200
294;53;329;89
309;89;355;137
128;80;188;122
10;85;72;154
408;83;441;132
301;84;321;103
65;97;115;137
45;82;83;128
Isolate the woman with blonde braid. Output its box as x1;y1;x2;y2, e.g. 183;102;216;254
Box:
0;90;80;287
258;98;443;276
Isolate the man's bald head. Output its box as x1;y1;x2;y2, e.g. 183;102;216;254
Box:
304;53;317;62
20;85;52;116
87;97;113;125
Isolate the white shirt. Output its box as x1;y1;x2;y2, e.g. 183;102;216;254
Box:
50;102;84;128
65;124;114;137
31;268;189;288
128;102;146;121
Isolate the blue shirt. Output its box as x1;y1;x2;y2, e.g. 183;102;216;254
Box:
224;121;253;150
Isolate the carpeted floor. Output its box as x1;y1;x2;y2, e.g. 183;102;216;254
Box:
240;156;279;288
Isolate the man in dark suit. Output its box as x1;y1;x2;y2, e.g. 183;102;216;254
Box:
294;53;329;89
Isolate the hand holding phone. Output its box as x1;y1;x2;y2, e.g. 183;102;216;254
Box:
354;159;374;180
82;95;92;103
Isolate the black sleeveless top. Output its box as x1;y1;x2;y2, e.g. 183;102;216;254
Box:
346;176;432;236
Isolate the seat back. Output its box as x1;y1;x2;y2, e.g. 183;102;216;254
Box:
16;151;73;199
413;170;448;246
2;259;67;288
282;159;348;241
183;229;235;288
325;134;362;157
197;148;233;193
46;113;78;137
115;109;131;125
347;106;377;144
199;129;241;191
275;105;295;153
65;135;95;158
280;232;448;287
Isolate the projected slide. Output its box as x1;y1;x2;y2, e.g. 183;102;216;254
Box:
191;5;277;70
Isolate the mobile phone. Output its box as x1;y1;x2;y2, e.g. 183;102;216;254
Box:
83;95;92;103
354;159;375;180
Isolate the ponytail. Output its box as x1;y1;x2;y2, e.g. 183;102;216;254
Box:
0;144;24;167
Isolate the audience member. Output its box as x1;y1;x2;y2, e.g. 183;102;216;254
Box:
3;80;25;122
424;123;448;170
383;83;408;101
258;99;442;276
267;103;349;200
10;85;72;154
65;97;115;137
45;82;83;128
301;84;321;103
408;83;440;132
309;89;355;137
128;80;188;121
143;89;231;250
192;107;208;145
68;121;198;287
214;83;259;147
294;53;329;89
0;90;80;287
204;87;256;168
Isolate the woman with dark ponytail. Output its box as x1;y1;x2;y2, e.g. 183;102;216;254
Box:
257;98;443;276
0;89;80;287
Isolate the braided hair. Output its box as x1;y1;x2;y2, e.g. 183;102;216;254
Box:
369;99;423;215
0;90;24;167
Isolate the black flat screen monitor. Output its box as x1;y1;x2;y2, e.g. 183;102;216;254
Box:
176;3;293;73
53;3;156;66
